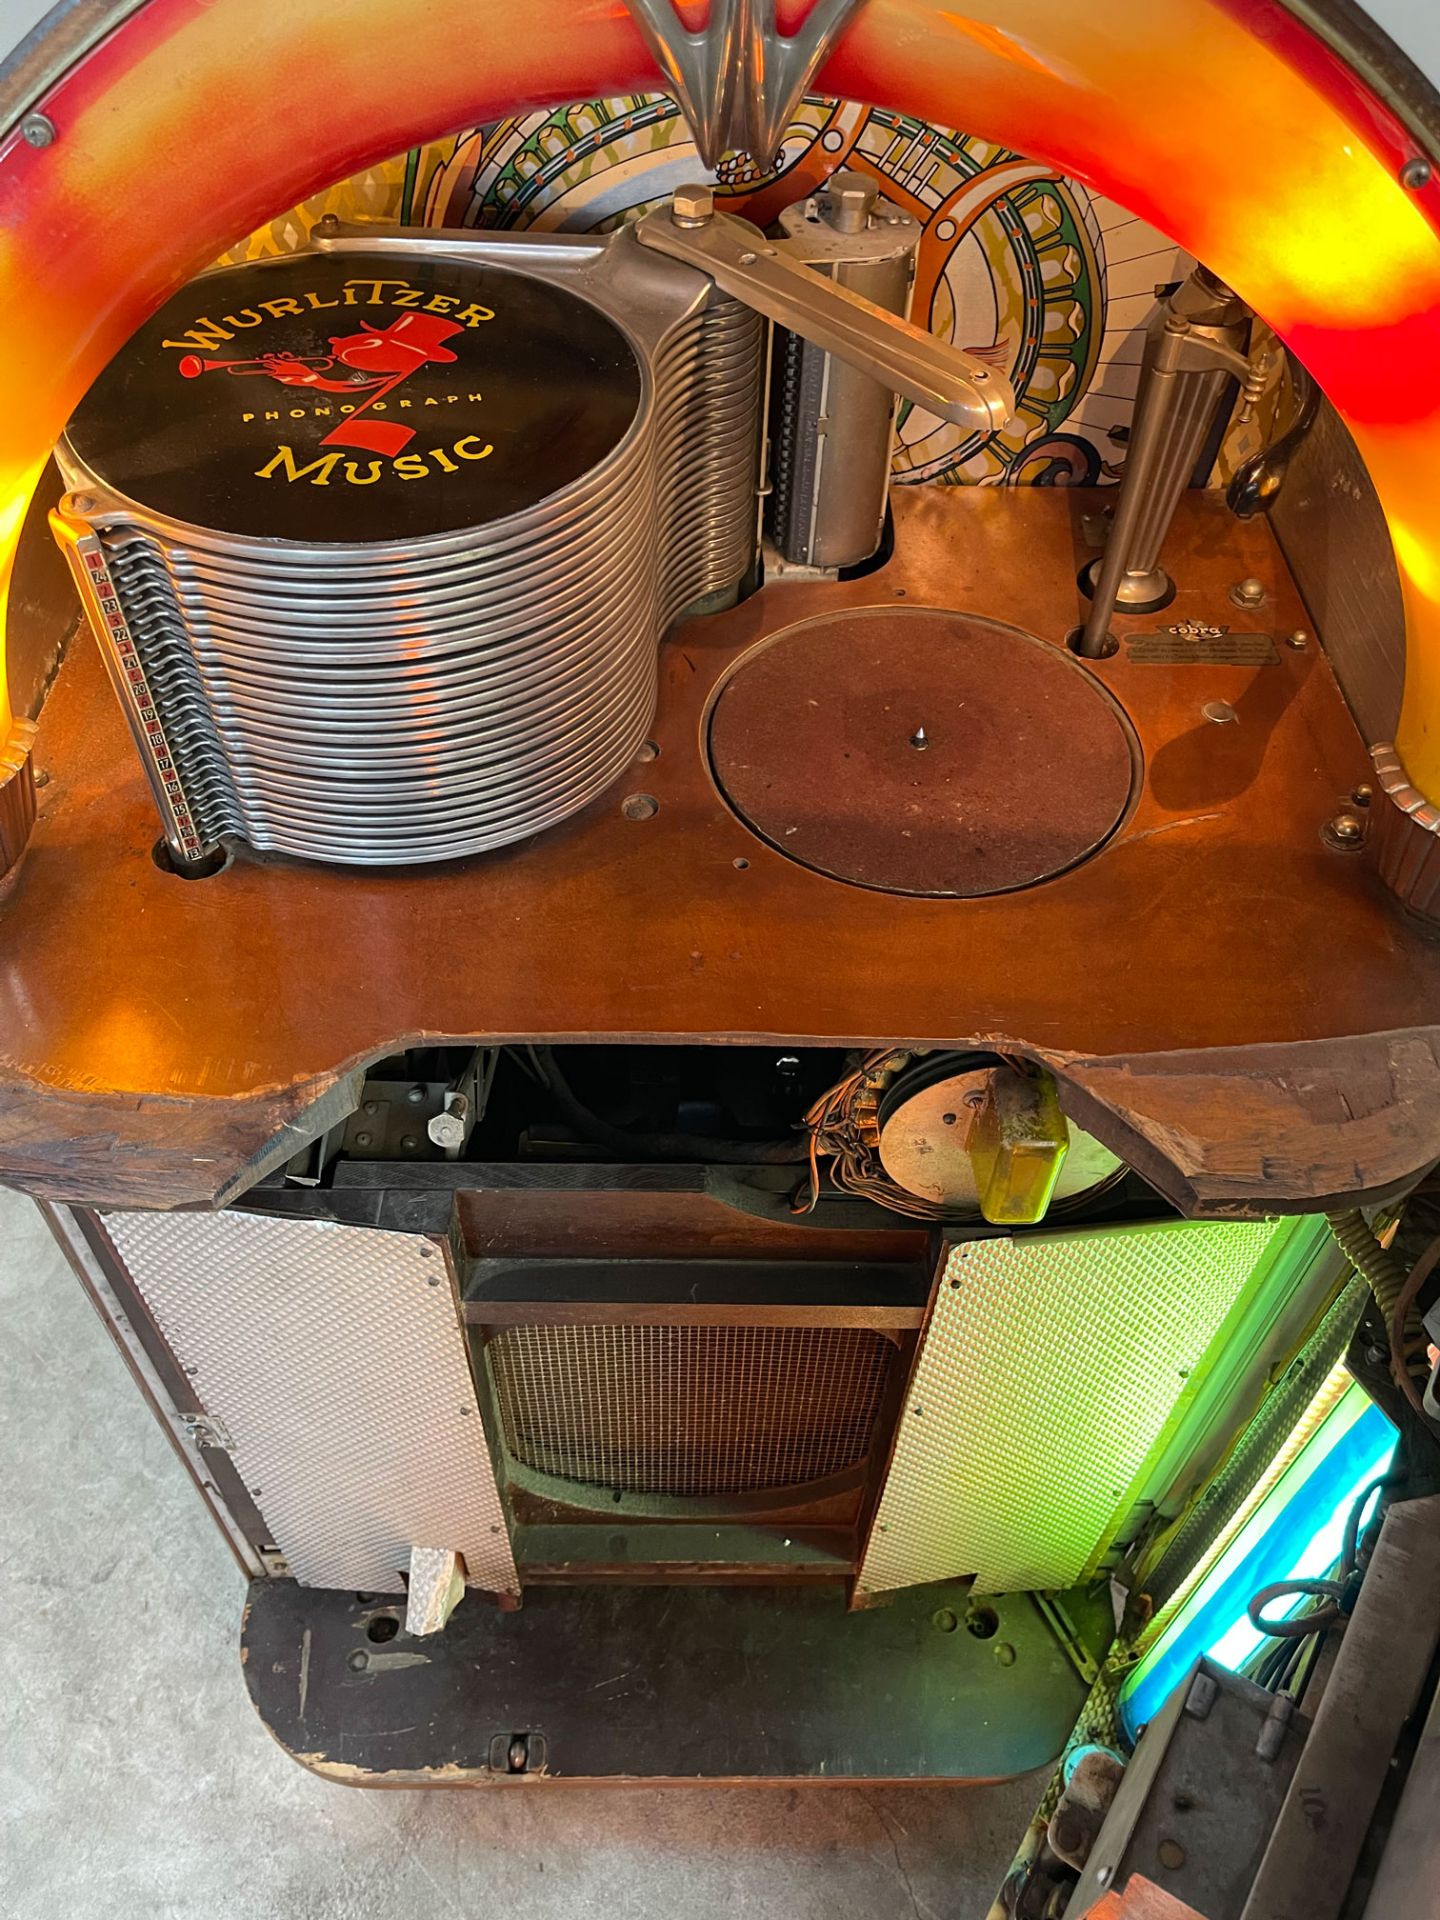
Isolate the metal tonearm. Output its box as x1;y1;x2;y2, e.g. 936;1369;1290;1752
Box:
635;185;1015;436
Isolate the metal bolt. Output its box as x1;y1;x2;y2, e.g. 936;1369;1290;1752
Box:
1401;157;1433;191
622;793;659;821
354;1130;372;1148
507;1735;530;1772
428;1107;468;1150
635;740;660;763
348;1649;369;1672
1202;700;1238;725
1229;576;1266;609
1352;784;1373;807
909;726;929;750
738;250;757;265
1324;811;1365;850
671;182;715;227
822;172;878;233
315;212;342;234
406;1085;426;1105
21;113;56;149
973;370;989;382
1158;1839;1187;1872
1286;629;1309;650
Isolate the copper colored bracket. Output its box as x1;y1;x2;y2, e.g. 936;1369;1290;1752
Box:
0;719;37;879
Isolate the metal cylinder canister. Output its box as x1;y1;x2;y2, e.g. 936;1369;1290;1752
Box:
765;174;920;572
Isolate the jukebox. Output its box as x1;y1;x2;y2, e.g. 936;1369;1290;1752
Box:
4;1;1440;1914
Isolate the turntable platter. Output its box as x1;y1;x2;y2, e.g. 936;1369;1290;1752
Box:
707;607;1139;896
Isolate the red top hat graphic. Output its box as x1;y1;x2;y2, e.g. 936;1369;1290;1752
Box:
176;310;469;458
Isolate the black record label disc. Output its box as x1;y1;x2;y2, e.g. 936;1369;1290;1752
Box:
64;252;644;544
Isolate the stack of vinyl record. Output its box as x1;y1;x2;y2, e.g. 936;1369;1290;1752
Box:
57;245;762;865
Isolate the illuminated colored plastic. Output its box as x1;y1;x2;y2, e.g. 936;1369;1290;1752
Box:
0;0;1438;795
966;1065;1070;1225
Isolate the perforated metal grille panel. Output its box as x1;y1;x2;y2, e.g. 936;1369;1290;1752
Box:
487;1324;893;1496
102;1210;518;1596
857;1219;1282;1597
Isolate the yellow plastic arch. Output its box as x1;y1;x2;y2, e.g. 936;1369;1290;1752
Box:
1;0;1438;788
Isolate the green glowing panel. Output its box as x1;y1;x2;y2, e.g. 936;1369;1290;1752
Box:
856;1219;1286;1597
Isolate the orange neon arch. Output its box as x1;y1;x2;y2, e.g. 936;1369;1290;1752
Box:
1;1;1438;793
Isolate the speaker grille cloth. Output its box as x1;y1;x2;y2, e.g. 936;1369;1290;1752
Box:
488;1323;892;1496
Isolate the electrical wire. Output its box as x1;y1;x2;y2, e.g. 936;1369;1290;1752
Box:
790;1046;1130;1221
1241;1470;1399;1688
1326;1210;1435;1416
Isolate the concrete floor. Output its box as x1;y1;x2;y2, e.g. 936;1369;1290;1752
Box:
0;1185;1047;1920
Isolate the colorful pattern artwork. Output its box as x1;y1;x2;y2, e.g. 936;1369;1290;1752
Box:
224;94;1195;487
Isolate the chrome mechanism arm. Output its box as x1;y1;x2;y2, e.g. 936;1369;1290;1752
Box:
636;187;1015;435
623;0;861;168
1077;295;1279;659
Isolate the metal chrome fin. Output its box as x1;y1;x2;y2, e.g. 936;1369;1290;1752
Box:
623;0;862;167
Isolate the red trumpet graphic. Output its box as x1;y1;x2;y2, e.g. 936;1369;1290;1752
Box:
178;312;465;456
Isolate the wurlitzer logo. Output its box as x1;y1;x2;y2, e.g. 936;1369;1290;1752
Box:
161;276;497;482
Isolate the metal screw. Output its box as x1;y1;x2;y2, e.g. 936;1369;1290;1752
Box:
635;740;660;763
1324;811;1366;850
21;113;56;149
400;1133;419;1150
1365;1342;1388;1367
973;370;989;382
738;250;757;265
348;1650;369;1672
1286;629;1309;650
1096;1868;1113;1888
1158;1839;1187;1872
363;1100;379;1115
1401;157;1432;191
1203;700;1238;725
622;793;659;821
909;726;929;750
1352;784;1373;807
315;212;342;234
671;182;715;227
1229;577;1266;609
993;1641;1017;1666
354;1130;372;1148
406;1085;426;1105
